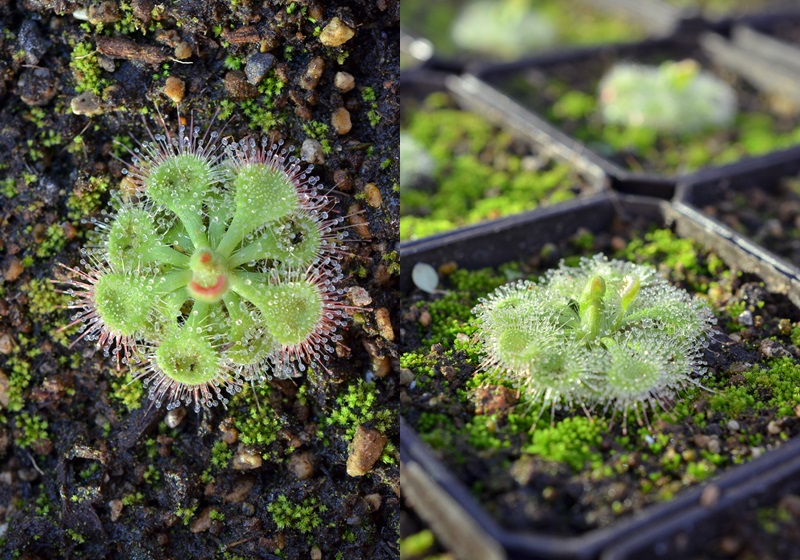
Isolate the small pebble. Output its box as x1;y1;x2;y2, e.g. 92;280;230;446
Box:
299;56;325;90
71;91;104;116
699;484;721;507
218;417;238;445
300;138;325;165
399;368;415;386
232;447;263;470
418;310;431;327
163;76;185;104
3;258;23;282
244;52;276;85
737;310;753;327
334;71;355;92
767;420;781;435
319;17;355;47
164;407;186;429
88;0;120;24
311;546;322;560
0;334;14;355
223;478;255;503
347;203;371;239
331;107;352;135
348;286;372;307
375;308;394;341
346;425;387;477
288;450;315;480
189;507;214;533
18;20;49;65
334;168;353;191
174;41;192;60
0;370;10;408
718;536;741;555
109;499;124;522
17;68;57;106
726;419;740;431
364;183;381;207
412;263;438;293
224;71;258;100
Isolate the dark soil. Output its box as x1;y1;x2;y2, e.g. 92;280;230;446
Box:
688;492;800;559
399;208;800;537
0;1;399;558
700;174;800;267
482;39;800;176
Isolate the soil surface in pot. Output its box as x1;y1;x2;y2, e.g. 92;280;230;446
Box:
486;42;800;176
400;217;800;536
0;1;399;558
400;0;647;61
688;491;800;559
400;90;598;241
700;175;800;267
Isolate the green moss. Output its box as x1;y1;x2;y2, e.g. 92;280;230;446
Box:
523;417;604;471
326;379;392;439
267;495;327;533
5;356;32;412
35;224;67;258
69;41;110;96
67;175;111;221
231;384;283;450
401;94;584;241
109;372;144;412
710;358;800;418
22;278;68;316
210;440;233;469
15;412;50;449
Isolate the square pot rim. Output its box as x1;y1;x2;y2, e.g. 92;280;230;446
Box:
400;192;800;558
461;32;800;194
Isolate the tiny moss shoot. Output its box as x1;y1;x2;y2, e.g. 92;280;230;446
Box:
55;117;355;412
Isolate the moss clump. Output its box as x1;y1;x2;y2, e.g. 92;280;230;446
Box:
710;358;800;418
401;93;587;241
326;379;392;439
267;495;327;533
15;412;50;449
523;417;604;471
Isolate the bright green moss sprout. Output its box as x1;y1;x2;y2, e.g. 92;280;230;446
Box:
56;117;353;412
473;254;716;431
598;59;737;134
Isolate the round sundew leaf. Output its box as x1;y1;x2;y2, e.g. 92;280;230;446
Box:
252;280;323;346
225;310;280;368
146;153;214;214
107;207;162;268
94;272;158;336
233;163;299;233
155;326;221;386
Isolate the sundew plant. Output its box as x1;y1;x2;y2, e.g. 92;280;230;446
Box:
56;117;352;412
598;59;737;134
473;254;716;430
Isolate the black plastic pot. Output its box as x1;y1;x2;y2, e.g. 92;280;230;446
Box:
400;192;800;559
600;436;800;559
675;142;800;309
460;34;800;199
400;69;608;243
398;0;651;75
